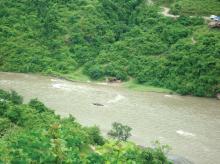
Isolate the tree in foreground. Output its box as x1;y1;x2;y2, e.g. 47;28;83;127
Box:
0;89;172;163
108;122;132;141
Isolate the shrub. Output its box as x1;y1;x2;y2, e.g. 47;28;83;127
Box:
177;16;204;26
0;89;10;100
87;65;104;80
0;101;8;116
5;106;22;124
29;99;50;113
10;90;23;105
170;3;182;15
108;122;132;142
86;126;105;145
115;71;128;81
0;118;12;136
141;141;171;164
86;153;105;164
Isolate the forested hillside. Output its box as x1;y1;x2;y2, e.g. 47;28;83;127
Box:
0;0;220;97
156;0;220;15
0;89;171;163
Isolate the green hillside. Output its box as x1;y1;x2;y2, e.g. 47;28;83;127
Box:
0;89;171;163
0;0;220;97
155;0;220;15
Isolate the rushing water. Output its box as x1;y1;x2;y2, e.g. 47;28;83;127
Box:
0;72;220;164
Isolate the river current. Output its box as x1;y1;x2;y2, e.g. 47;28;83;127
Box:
0;72;220;164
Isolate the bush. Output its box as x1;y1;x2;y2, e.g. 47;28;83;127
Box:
0;101;8;116
0;89;10;100
87;65;104;80
0;118;12;136
86;153;105;164
10;90;23;105
177;16;204;26
141;141;171;164
86;126;105;145
108;122;132;142
137;71;147;83
0;90;23;105
170;3;182;15
5;106;22;124
29;99;50;113
115;71;128;81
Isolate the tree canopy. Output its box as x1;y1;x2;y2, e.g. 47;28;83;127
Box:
0;0;219;97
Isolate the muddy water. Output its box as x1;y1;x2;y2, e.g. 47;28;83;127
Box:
0;72;220;164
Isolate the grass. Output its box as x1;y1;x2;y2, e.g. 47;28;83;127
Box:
42;69;174;94
154;0;175;7
176;0;220;16
43;67;91;83
63;68;91;82
155;0;220;16
122;80;173;93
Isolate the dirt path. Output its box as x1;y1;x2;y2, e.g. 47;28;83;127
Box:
146;0;210;20
191;37;197;44
160;6;210;21
161;7;179;18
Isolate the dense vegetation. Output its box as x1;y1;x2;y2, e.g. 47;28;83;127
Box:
0;89;171;163
0;0;220;97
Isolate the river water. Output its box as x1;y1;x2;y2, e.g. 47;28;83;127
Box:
0;72;220;164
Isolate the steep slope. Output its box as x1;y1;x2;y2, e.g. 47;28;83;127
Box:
0;0;219;97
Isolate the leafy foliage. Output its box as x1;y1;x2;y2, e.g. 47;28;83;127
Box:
108;122;132;141
0;89;171;163
171;0;220;16
156;0;220;15
29;98;52;113
86;126;105;145
0;0;219;97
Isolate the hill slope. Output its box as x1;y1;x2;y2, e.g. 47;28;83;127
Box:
0;0;220;97
155;0;220;15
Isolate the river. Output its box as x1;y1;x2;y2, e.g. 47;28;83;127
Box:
0;72;220;164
